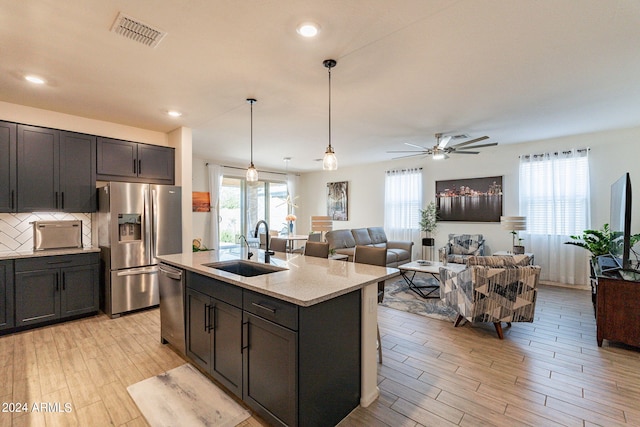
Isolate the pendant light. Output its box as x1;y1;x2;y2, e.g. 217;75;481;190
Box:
322;59;338;170
246;98;259;182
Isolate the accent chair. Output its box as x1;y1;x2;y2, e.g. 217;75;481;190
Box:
439;255;540;339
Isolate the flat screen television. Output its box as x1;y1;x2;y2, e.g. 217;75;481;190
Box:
609;172;632;270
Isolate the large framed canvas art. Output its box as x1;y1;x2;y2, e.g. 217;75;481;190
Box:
327;181;348;221
436;176;503;222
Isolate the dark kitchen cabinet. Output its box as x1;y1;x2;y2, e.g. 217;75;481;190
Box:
0;121;17;212
186;274;243;397
97;137;174;184
17;125;96;212
183;270;361;427
14;253;99;328
243;310;297;427
0;260;14;331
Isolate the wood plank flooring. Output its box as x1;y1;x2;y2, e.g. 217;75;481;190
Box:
0;284;639;426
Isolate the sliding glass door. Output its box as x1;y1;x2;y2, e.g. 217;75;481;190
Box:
218;176;289;249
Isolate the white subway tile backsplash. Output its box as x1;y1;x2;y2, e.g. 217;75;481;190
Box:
0;212;92;250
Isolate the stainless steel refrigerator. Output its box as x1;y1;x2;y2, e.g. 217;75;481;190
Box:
97;182;182;318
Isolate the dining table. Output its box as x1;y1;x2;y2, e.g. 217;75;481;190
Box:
283;234;309;253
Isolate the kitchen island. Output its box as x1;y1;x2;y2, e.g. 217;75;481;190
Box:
157;249;399;427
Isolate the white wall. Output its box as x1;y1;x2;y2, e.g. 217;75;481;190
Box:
296;126;640;264
192;156;211;247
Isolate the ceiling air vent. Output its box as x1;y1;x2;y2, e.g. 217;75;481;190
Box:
110;12;167;48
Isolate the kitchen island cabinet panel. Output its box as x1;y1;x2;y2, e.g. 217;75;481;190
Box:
0;121;16;213
243;311;297;427
186;286;243;397
0;260;14;331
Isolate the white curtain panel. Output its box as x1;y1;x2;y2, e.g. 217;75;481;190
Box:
207;163;223;252
519;149;591;286
384;168;422;257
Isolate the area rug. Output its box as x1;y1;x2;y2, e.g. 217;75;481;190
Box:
380;276;458;322
127;363;250;427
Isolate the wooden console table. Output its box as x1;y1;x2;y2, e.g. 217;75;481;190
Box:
595;271;640;347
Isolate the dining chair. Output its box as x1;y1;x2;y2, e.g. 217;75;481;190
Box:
304;241;330;258
269;237;288;252
353;245;387;363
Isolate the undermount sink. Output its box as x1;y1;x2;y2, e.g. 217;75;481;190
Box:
203;260;287;277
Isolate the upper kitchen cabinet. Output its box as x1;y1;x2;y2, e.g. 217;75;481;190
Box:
0;121;17;212
17;125;96;213
96;137;175;184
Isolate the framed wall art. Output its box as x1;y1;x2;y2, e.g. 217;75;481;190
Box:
327;181;348;221
192;192;211;212
435;176;503;222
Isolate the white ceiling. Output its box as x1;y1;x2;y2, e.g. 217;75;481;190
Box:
2;0;640;172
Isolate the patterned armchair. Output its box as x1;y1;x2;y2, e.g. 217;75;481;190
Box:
439;255;540;339
442;234;485;264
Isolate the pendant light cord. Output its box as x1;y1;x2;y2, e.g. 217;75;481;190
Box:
250;100;254;164
328;65;332;150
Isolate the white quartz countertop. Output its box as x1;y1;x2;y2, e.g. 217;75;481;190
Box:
157;249;400;307
0;246;100;261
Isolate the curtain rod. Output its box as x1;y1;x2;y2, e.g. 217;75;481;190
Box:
519;147;590;159
205;163;293;176
385;167;423;173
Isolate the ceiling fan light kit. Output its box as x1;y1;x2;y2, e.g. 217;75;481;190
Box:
322;59;338;171
246;98;259;182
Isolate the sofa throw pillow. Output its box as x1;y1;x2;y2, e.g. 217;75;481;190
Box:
449;234;483;255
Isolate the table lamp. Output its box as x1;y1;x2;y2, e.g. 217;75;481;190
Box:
501;216;527;252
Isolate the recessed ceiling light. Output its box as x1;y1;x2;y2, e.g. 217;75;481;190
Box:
296;22;319;38
167;110;182;117
25;75;46;85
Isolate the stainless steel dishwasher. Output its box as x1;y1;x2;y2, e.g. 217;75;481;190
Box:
158;263;185;355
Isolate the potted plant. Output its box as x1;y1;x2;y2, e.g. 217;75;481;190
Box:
419;201;438;247
565;223;640;260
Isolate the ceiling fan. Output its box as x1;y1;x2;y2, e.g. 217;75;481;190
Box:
388;133;498;160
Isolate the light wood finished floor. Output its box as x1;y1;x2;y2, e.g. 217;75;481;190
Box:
1;284;639;426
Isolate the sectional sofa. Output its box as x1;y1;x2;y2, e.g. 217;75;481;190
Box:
325;227;413;267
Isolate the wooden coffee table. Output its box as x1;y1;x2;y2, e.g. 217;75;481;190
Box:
398;261;466;298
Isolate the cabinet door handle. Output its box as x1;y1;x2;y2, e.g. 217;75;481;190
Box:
62;272;65;290
208;303;215;332
252;302;276;314
133;159;137;174
241;320;249;353
204;304;209;332
55;272;59;292
61;192;64;209
10;190;14;210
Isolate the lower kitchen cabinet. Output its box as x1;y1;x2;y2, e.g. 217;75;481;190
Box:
186;287;243;397
0;260;14;331
14;253;99;328
184;271;361;427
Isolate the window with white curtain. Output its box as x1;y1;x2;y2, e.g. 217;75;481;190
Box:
519;149;590;285
384;168;422;244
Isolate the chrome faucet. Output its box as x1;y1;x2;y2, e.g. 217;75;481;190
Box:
254;220;273;263
238;235;253;260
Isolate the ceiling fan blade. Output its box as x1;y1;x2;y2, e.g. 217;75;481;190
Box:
457;142;498;150
404;142;429;150
449;136;489;149
437;135;452;149
392;153;428;159
451;150;480;154
387;150;431;153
